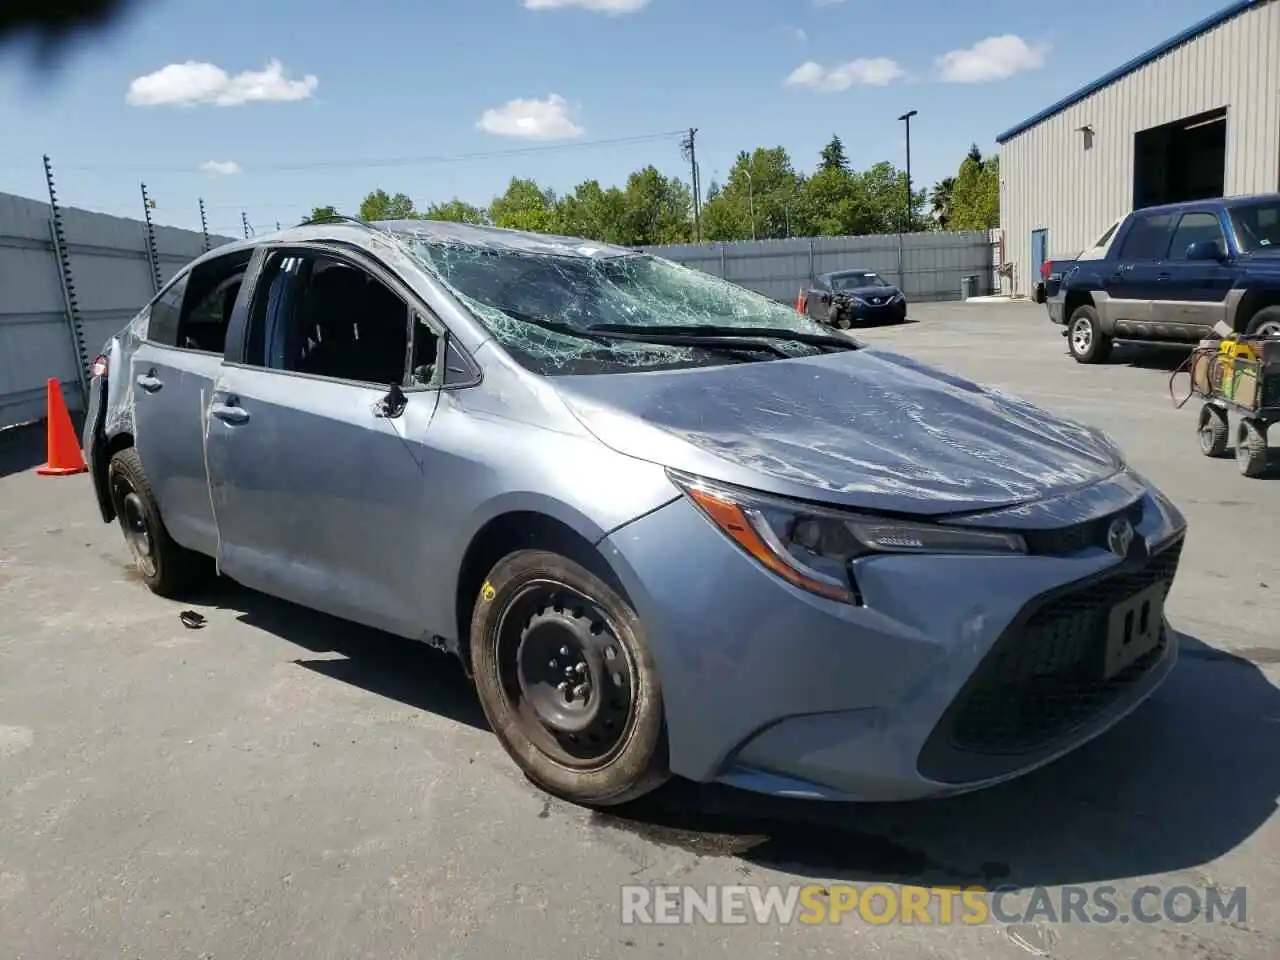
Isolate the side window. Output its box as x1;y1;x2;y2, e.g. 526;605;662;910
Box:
1094;221;1120;248
247;250;435;387
1166;212;1225;259
146;273;189;347
1115;213;1175;261
144;250;252;353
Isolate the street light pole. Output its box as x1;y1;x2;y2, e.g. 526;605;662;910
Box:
743;168;756;241
898;109;918;233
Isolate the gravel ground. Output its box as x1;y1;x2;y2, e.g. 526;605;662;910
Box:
0;300;1276;960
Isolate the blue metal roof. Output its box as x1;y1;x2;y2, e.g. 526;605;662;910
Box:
995;0;1267;144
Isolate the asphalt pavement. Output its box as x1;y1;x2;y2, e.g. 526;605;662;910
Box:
0;300;1276;959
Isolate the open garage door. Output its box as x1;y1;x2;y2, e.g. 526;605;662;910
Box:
1133;107;1227;209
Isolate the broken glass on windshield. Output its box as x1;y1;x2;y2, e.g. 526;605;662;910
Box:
400;233;846;374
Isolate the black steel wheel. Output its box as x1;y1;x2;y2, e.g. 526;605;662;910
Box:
1198;404;1229;458
833;311;853;330
1235;418;1269;478
107;447;209;597
470;549;668;806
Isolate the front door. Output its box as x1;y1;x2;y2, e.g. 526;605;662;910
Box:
204;246;447;639
129;248;253;557
1156;210;1235;330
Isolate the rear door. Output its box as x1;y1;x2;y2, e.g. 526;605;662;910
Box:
1156;210;1235;331
1102;211;1175;323
204;244;449;639
129;247;255;557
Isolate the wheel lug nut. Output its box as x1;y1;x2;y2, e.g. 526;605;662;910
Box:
549;659;558;669
572;683;591;699
559;647;569;657
575;663;587;675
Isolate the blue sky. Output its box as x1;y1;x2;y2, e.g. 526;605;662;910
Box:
0;0;1232;236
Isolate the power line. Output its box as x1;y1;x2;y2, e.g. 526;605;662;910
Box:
39;130;688;175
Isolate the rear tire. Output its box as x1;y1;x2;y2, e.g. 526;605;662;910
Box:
1244;305;1280;338
107;447;210;598
469;549;670;807
1067;304;1113;364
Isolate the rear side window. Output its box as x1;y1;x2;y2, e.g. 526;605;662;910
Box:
1093;221;1120;248
1116;213;1175;261
146;249;253;353
1166;212;1225;260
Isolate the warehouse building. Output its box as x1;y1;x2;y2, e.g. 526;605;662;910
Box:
996;0;1280;298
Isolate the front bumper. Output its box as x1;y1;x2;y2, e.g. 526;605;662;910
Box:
599;477;1185;801
838;298;907;324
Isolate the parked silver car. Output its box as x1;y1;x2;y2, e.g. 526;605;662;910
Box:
82;218;1188;806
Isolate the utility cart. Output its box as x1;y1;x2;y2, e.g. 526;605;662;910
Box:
1181;335;1280;478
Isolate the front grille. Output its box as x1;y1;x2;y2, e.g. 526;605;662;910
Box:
917;537;1182;782
1020;500;1144;555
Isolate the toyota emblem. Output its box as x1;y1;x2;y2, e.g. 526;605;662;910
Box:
1106;517;1134;557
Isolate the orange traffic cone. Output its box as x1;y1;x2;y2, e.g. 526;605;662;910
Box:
796;288;807;315
37;377;88;477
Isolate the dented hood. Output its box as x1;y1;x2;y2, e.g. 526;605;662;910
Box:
553;347;1123;516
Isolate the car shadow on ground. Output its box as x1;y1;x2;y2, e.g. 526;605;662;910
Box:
592;630;1280;889
191;578;489;732
178;580;1279;891
1113;343;1195;371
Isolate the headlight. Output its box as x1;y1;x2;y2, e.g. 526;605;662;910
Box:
669;472;1027;604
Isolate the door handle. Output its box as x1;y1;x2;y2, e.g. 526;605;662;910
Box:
136;373;163;393
209;402;249;425
1157;273;1171;281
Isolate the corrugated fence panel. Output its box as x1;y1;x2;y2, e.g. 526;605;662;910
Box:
0;191;234;430
641;230;994;305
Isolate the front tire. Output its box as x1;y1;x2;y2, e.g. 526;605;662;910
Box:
1236;418;1268;477
107;447;210;597
1198;404;1229;458
469;549;669;806
1067;304;1113;364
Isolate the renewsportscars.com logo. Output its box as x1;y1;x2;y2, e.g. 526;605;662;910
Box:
620;884;1247;926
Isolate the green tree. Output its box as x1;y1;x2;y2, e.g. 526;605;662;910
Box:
359;189;418;221
489;177;560;233
949;146;999;231
422;199;490;225
819;135;849;172
302;204;339;224
556;179;628;243
700;147;805;241
928;178;955;230
615;166;693;245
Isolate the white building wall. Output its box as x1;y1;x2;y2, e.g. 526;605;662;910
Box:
999;0;1280;296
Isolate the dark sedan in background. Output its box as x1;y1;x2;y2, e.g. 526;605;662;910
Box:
802;269;907;329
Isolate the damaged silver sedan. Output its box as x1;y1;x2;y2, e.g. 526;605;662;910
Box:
82;218;1188;806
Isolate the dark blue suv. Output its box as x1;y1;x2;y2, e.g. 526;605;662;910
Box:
1049;194;1280;363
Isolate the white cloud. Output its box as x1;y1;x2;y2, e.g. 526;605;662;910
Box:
521;0;650;12
936;35;1049;83
795;27;808;41
785;57;904;91
126;59;318;107
477;94;585;139
199;160;242;176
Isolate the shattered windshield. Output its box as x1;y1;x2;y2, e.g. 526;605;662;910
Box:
403;238;837;374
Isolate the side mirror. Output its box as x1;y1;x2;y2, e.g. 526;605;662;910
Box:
1186;239;1226;261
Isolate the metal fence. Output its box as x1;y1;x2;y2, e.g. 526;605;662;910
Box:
0;190;235;430
639;230;999;305
1;184;1000;432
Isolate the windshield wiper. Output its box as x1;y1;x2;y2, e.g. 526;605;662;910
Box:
587;323;860;352
502;311;792;359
